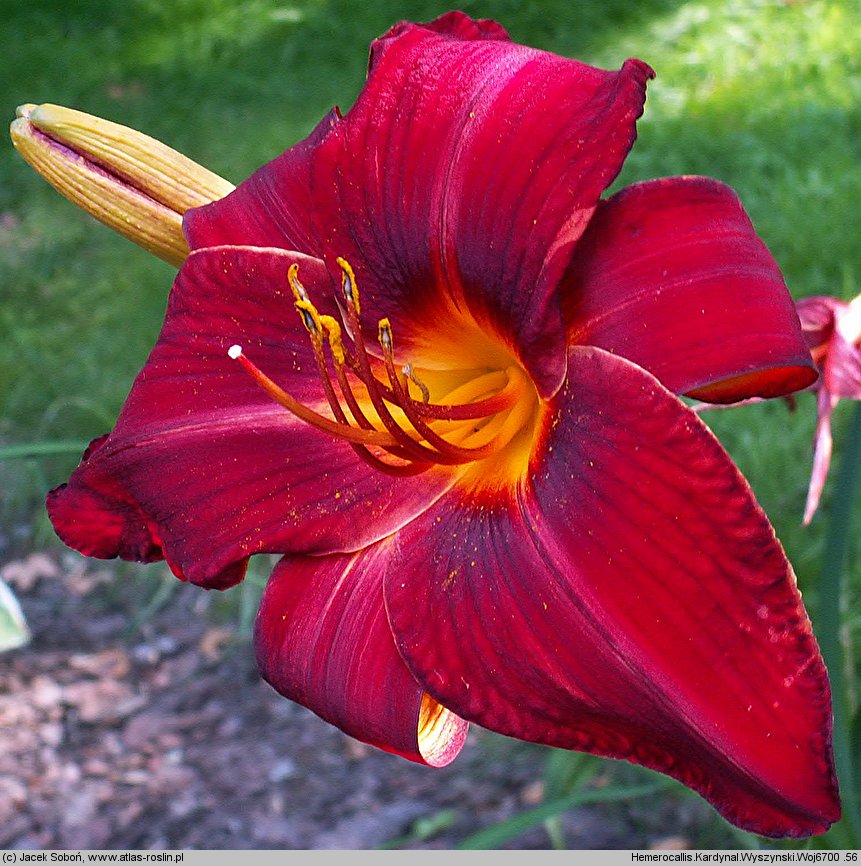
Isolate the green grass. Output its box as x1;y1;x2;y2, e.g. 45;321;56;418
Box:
2;0;860;848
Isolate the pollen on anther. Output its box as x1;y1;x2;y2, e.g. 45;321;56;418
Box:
228;344;243;360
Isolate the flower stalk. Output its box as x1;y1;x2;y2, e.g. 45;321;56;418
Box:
9;103;234;266
819;401;861;847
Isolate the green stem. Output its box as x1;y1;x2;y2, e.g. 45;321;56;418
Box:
819;401;861;846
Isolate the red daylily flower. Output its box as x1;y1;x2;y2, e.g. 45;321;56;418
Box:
797;294;861;524
46;13;839;836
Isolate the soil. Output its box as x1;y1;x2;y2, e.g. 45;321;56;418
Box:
0;550;711;850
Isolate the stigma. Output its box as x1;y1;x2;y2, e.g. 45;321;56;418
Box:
229;259;538;478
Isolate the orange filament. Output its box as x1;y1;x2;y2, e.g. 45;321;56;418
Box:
227;259;537;476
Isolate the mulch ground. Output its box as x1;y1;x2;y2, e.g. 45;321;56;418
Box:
0;551;709;849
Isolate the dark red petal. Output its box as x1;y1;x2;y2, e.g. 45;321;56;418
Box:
48;246;455;588
563;177;816;402
385;347;838;837
370;10;511;74
47;435;163;564
313;17;652;396
182;110;340;256
256;546;468;766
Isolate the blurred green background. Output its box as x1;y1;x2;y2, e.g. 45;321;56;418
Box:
2;0;860;848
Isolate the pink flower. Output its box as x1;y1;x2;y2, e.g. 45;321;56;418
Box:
797;294;861;523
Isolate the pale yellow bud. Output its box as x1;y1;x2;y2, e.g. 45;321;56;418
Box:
10;103;235;267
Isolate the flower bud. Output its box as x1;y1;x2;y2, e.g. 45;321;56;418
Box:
10;103;234;267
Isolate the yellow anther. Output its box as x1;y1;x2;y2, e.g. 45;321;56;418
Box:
287;262;309;302
319;315;345;365
378;318;393;351
295;298;322;336
336;256;360;313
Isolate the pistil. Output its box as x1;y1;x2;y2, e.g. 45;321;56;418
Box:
227;345;396;447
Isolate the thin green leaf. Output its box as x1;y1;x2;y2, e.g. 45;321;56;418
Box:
124;572;178;637
540;749;602;849
376;810;457;850
457;780;673;849
0;440;90;460
542;748;600;800
543;815;567;850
